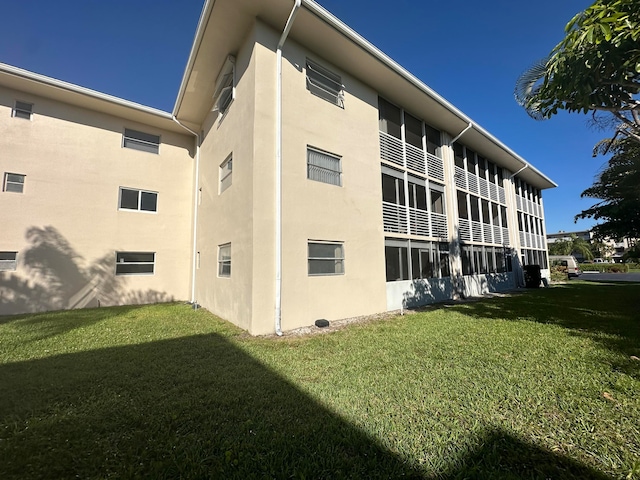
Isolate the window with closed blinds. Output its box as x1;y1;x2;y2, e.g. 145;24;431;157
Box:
307;148;341;186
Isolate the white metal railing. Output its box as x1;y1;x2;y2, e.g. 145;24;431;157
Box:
471;220;483;242
431;213;448;238
454;166;467;190
382;202;408;234
479;177;490;199
405;143;425;174
409;208;430;236
493;225;503;245
468;174;479;195
483;224;493;243
379;132;404;167
427;153;444;181
459;218;472;242
503;227;510;246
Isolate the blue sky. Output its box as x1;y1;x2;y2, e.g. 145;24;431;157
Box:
0;0;605;234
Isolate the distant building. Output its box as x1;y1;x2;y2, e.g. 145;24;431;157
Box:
547;230;636;262
1;0;556;334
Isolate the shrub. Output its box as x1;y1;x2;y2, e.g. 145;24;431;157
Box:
580;264;629;273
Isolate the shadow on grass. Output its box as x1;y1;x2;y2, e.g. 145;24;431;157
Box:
0;332;611;479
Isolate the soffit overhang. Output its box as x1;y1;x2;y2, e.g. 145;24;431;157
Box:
174;0;557;190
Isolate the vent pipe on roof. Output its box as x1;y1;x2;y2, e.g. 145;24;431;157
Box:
275;0;302;336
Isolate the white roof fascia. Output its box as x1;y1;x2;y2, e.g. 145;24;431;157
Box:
173;0;216;116
0;62;173;120
301;0;557;188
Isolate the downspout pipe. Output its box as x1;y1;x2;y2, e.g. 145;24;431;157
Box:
274;0;302;336
508;163;528;288
172;116;201;306
449;122;473;145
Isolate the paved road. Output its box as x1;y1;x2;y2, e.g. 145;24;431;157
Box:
579;272;640;282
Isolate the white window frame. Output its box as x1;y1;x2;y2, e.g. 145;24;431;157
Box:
218;243;231;277
12;101;32;120
0;252;17;271
3;173;25;193
115;252;155;276
308;241;345;276
122;128;160;154
306;59;344;107
307;147;342;186
118;187;158;213
219;155;233;193
212;55;236;119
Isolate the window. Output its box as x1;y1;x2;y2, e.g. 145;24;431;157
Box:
453;143;464;169
308;241;344;275
481;199;491;225
115;252;155;275
3;173;25;193
404;113;423;149
382;170;405;205
119;187;158;212
461;245;473;275
470;195;480;222
457;190;468;219
385;239;409;281
220;155;233;193
386;239;450;281
426;125;442;157
379;98;402;139
501;205;508;229
213;55;236;117
431;188;444;214
13;101;32;119
123;129;160;154
0;252;17;271
466;148;476;174
307;147;342;186
408;178;427;210
218;243;231;277
306;59;344;107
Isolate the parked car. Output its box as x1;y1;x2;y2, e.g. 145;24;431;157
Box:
549;255;582;277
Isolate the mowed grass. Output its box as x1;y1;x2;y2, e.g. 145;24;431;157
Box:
0;282;638;479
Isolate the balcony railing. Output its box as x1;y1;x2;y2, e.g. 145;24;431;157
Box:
454;166;505;205
383;202;448;239
379;131;445;182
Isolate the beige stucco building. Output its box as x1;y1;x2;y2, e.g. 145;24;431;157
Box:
0;0;555;335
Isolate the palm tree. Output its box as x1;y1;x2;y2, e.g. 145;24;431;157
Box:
548;235;593;260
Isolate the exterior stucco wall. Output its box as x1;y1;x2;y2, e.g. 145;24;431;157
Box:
194;24;258;332
0;87;194;315
274;34;387;332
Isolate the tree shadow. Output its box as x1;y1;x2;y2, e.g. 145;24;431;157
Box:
0;226;173;325
0;332;613;479
442;428;610;479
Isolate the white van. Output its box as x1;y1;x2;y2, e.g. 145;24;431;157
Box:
549;255;582;277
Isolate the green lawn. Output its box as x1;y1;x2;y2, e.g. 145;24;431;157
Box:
1;282;638;479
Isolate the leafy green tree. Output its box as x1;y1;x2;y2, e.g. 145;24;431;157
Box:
575;137;640;238
515;0;640;142
548;234;594;259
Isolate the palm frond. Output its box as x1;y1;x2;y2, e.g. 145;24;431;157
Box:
514;58;550;120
